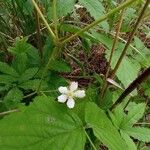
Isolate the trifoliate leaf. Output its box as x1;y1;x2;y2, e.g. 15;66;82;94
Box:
85;102;128;150
0;96;86;149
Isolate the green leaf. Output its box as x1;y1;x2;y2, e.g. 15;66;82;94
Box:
8;37;40;68
121;103;146;128
85;85;99;102
49;59;71;73
47;0;75;20
92;32;141;91
122;8;136;32
109;51;141;89
120;131;137;150
100;89;113;110
59;24;97;42
26;46;41;66
19;67;39;82
109;104;125;129
0;62;19;77
4;87;23;109
12;53;28;75
46;72;68;97
79;0;109;31
141;77;150;98
93;73;103;85
19;79;48;91
134;36;150;67
85;102;128;150
0;75;17;84
0;96;86;149
124;127;150;142
144;85;150;98
8;37;32;54
23;0;34;15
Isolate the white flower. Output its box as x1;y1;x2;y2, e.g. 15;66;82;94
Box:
58;81;85;109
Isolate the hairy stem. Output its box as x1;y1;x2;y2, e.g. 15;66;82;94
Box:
32;0;56;41
23;92;37;99
84;129;97;150
110;67;150;111
53;0;58;39
35;5;43;59
36;47;60;93
101;9;124;99
0;109;19;116
111;0;150;78
61;0;137;45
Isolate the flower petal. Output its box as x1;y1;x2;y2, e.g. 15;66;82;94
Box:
69;81;78;91
58;94;67;103
74;90;85;98
66;98;75;109
58;86;68;94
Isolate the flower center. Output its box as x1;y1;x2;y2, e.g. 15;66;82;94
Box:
67;91;74;98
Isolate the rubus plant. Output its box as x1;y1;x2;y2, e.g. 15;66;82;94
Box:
0;0;150;149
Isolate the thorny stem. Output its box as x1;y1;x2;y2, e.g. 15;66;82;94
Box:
110;67;150;111
111;0;150;79
101;9;124;99
61;0;137;45
32;0;57;42
84;129;97;150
